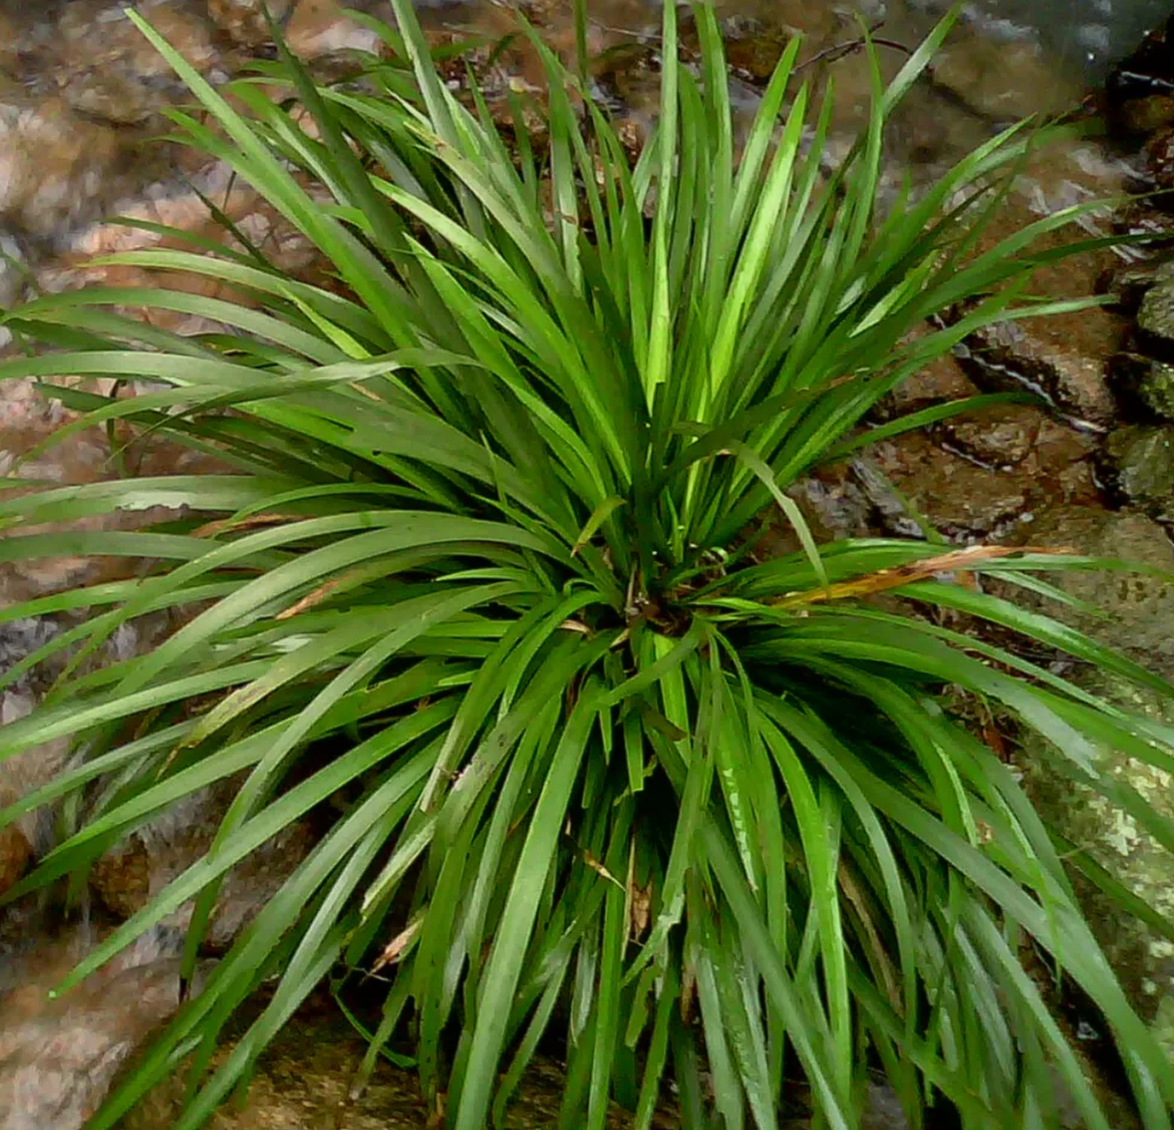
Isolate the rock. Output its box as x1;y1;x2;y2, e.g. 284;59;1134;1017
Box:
89;781;316;951
1116;94;1174;137
117;1004;683;1130
209;0;295;47
1027;415;1101;503
0;234;27;314
930;29;1080;121
1000;504;1174;667
860;433;1030;538
0;824;30;900
0;926;200;1130
1116;193;1174;234
1148;128;1174;195
1110;353;1174;420
1105;12;1174;136
1105;425;1174;520
41;171;323;336
0;94;131;239
0;695;75;858
882;350;981;418
722;31;793;84
958;310;1122;430
1102;260;1166;315
286;0;382;59
1137;271;1174;356
840;402;1097;545
54;1;218;125
936;403;1044;467
947;136;1132;433
759;466;876;559
1021;670;1174;1067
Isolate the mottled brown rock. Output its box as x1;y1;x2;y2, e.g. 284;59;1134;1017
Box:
118;1009;683;1130
937;403;1044;467
1001;504;1174;666
89;839;153;922
0;95;128;237
1102;260;1166;314
209;0;295;47
960;309;1122;430
1111;352;1174;420
1105;424;1174;521
863;432;1030;537
0;825;30;899
1137;270;1174;354
884;351;981;418
1116;94;1174;136
1105;12;1174;136
286;0;382;59
723;31;792;83
90;781;316;951
1025;416;1100;507
1022;670;1174;1069
0;701;75;856
55;1;217;125
0;928;197;1130
42;173;323;336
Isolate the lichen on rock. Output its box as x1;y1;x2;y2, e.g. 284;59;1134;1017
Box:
1020;671;1174;1062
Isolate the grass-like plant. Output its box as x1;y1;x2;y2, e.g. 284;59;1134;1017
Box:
3;3;1174;1127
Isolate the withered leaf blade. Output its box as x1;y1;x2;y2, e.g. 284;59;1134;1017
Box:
370;915;422;975
773;544;1074;609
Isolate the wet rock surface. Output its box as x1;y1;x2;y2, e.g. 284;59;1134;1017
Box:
1022;670;1174;1066
1135;265;1174;350
1110;351;1174;419
1106;423;1174;519
1000;503;1174;664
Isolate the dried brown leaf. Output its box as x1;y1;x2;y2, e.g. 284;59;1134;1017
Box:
370;915;422;975
773;544;1074;609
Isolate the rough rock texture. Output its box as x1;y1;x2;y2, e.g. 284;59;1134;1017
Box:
1105;424;1174;520
286;0;384;59
930;26;1081;120
0;821;29;900
866;432;1031;536
1022;671;1174;1062
936;403;1046;466
112;1003;912;1130
1147;127;1174;193
851;408;1098;542
210;0;295;47
117;1009;679;1130
1000;503;1174;666
0;96;131;238
1110;352;1174;419
1105;13;1174;138
959;310;1123;429
0;926;201;1130
880;351;982;417
90;785;316;951
997;497;1174;1065
1137;270;1174;352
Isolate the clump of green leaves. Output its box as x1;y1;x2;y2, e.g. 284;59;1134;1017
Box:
2;3;1174;1128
